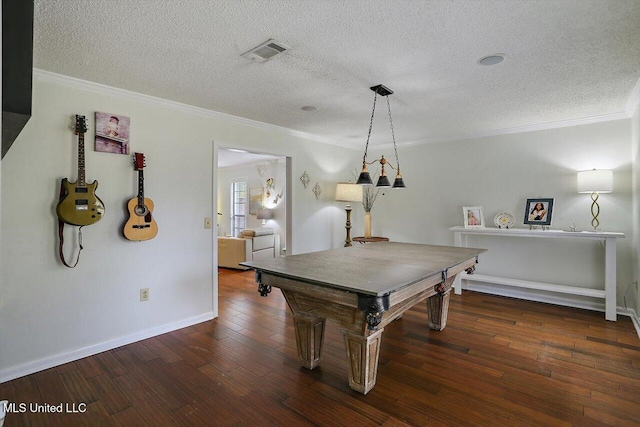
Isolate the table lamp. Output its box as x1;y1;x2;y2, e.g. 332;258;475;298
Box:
577;169;612;231
335;183;363;247
257;208;273;225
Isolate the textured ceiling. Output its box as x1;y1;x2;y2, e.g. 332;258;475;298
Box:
34;0;640;148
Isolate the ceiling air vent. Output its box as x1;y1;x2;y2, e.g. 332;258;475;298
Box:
241;39;290;63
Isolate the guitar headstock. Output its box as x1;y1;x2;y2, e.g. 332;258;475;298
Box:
133;152;146;171
75;115;87;135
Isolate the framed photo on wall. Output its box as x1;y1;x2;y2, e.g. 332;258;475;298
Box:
463;206;484;228
95;112;130;155
523;198;554;226
249;188;263;215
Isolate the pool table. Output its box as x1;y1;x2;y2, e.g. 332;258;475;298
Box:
242;242;485;394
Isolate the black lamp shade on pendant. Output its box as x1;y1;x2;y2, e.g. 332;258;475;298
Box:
357;171;373;185
376;175;391;188
392;176;406;189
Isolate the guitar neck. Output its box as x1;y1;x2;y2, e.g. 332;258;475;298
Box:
137;169;145;206
78;133;86;187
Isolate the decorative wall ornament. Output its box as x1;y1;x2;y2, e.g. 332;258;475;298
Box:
273;191;283;205
300;170;311;188
265;177;274;197
312;182;322;199
256;163;267;178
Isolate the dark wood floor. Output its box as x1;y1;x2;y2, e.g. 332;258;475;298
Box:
2;268;639;426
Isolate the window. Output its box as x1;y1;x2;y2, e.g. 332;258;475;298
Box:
230;180;247;237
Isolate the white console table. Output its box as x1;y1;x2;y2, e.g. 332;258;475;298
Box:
450;226;625;321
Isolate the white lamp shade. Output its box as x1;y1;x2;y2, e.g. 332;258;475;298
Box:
256;208;273;220
577;169;613;193
335;183;363;202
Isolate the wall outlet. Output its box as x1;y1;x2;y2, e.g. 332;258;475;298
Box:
140;288;149;301
204;217;212;229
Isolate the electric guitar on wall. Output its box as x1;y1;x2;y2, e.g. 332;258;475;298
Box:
56;115;105;226
123;152;158;241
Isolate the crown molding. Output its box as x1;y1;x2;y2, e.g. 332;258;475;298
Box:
344;77;640;151
33;69;341;147
367;109;631;151
34;69;640;152
625;75;640;117
399;110;632;149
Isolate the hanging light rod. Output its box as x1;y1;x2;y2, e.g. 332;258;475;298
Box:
356;85;406;189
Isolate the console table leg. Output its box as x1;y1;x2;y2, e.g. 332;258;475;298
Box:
453;232;464;295
605;237;617;321
342;329;384;394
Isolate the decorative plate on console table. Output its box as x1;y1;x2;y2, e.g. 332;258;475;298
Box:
494;212;515;229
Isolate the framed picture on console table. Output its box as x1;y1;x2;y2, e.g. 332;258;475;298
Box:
524;198;554;226
463;206;484;228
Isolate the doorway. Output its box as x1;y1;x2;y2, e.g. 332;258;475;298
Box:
216;148;289;250
212;143;292;316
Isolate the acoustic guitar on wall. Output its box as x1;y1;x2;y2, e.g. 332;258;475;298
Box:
124;152;158;241
56;115;105;226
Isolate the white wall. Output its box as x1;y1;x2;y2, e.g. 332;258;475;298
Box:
368;119;635;311
632;104;640;315
0;73;357;381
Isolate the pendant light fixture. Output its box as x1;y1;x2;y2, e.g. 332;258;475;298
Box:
356;85;406;189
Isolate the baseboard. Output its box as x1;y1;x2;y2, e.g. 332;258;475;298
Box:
463;282;640;338
619;307;640;339
0;312;215;383
463;281;606;312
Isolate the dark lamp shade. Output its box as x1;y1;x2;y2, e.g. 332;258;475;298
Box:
376;175;391;188
256;208;273;220
356;171;373;185
392;176;406;189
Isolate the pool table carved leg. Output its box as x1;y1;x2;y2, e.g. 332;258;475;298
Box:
342;329;384;394
292;314;326;369
427;276;455;331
